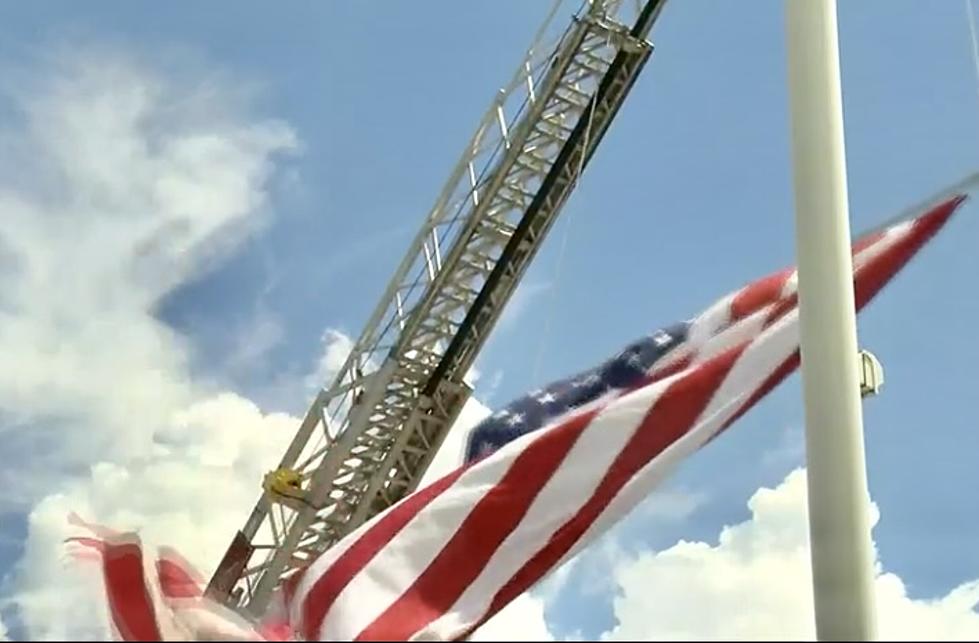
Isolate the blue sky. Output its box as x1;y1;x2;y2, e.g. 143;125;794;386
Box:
0;0;977;639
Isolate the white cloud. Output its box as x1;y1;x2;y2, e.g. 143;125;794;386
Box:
14;393;299;641
0;44;299;639
303;328;356;395
472;593;553;642
0;44;297;465
601;468;979;641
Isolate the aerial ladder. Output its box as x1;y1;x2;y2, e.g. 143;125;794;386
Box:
207;0;670;617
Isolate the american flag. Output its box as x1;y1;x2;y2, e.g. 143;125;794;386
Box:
70;181;968;642
66;514;291;641
273;188;967;641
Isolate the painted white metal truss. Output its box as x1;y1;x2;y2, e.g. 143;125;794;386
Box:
207;0;668;617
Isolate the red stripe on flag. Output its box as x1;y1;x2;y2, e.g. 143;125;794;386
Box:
648;353;692;383
101;539;163;641
357;408;599;641
300;463;469;639
731;268;794;321
853;195;963;310
156;557;202;599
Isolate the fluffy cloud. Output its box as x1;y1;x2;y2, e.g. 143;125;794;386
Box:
601;468;979;641
472;594;553;642
0;44;300;639
0;44;297;465
13;393;301;640
303;329;356;397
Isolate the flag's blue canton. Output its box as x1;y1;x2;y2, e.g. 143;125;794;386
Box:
464;321;691;463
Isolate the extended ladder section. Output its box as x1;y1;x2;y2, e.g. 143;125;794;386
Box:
207;0;669;616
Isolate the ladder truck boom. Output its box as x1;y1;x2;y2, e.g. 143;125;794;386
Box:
207;0;669;617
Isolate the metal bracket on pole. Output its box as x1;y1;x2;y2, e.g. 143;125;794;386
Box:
858;350;884;398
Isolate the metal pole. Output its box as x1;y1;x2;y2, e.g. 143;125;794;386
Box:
784;0;877;640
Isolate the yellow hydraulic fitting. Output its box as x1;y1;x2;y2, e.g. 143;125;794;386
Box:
263;468;305;502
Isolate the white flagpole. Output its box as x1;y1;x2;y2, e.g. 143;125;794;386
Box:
784;0;878;640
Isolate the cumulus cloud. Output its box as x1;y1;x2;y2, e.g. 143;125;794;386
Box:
601;468;979;641
0;44;297;463
472;594;553;642
303;328;356;396
14;393;301;640
0;44;300;639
